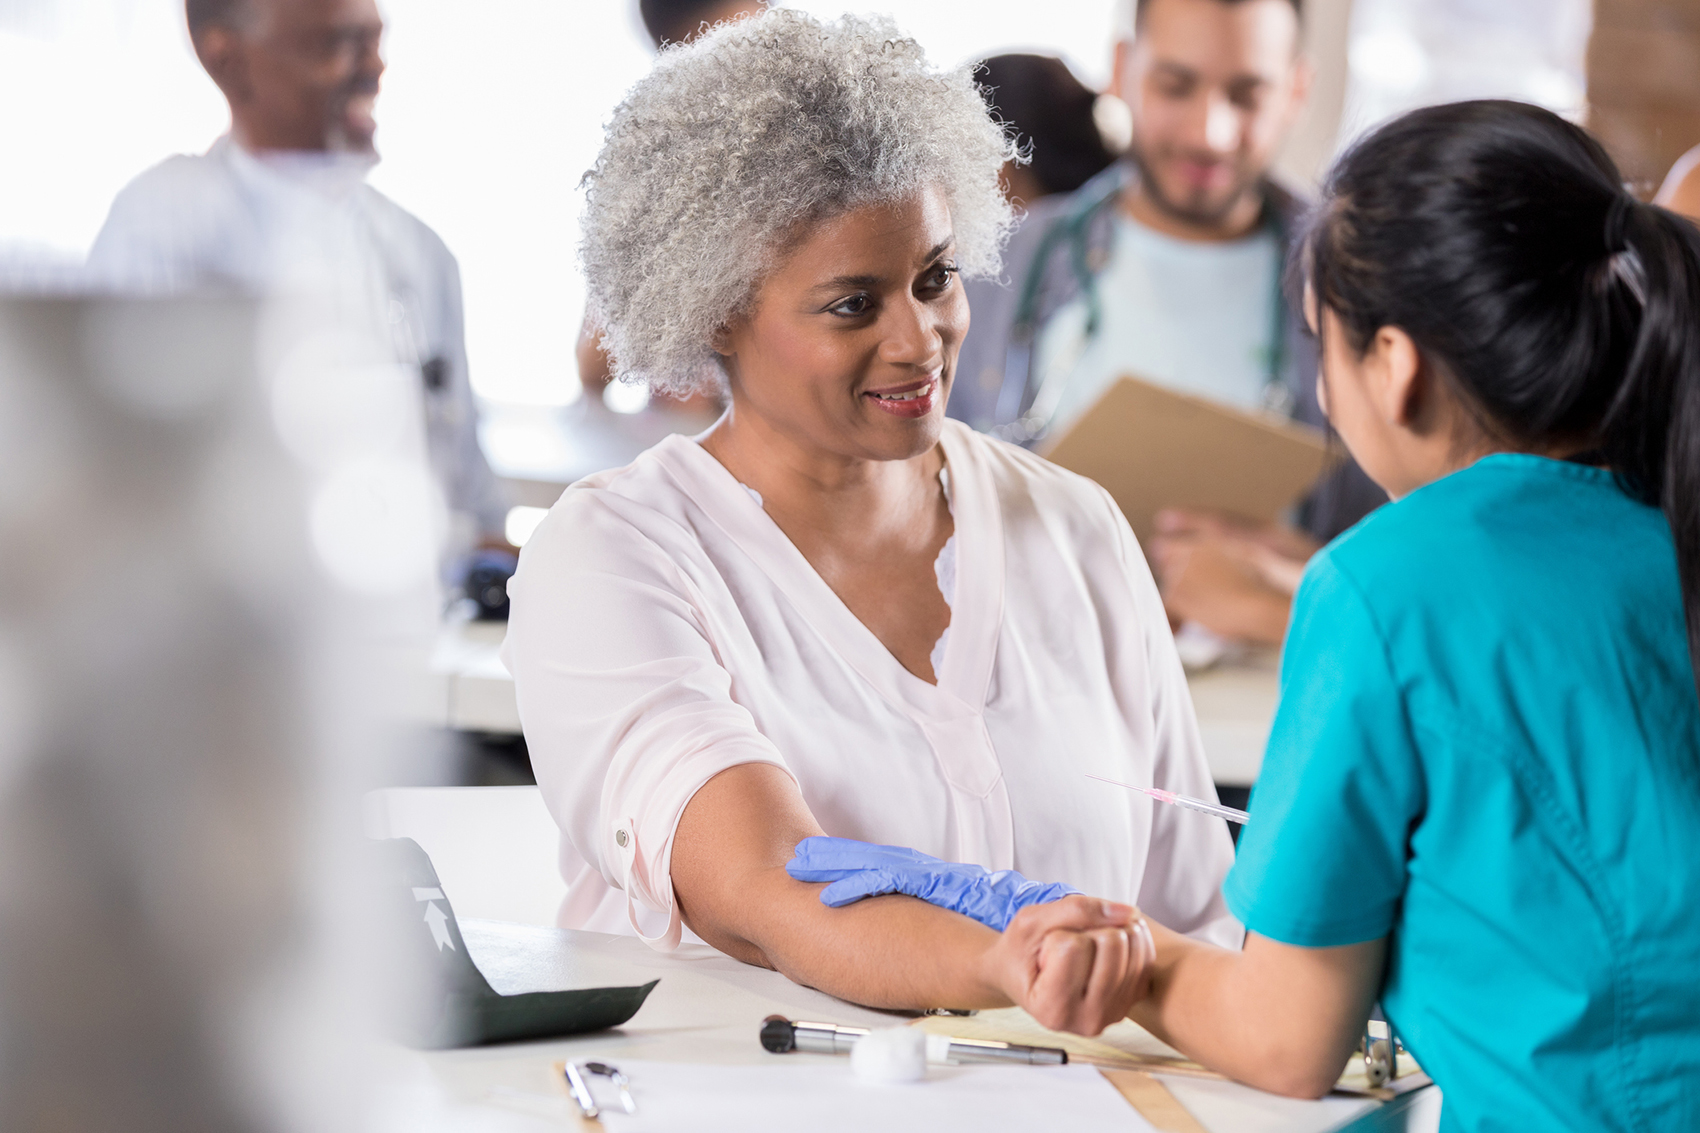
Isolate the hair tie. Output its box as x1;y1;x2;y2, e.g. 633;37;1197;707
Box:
1604;194;1636;253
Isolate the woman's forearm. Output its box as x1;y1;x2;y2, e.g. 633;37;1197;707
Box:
706;863;1014;1009
1128;921;1386;1098
670;763;1145;1033
672;763;1009;1008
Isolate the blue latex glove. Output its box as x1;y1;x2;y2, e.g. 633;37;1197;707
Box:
785;836;1080;932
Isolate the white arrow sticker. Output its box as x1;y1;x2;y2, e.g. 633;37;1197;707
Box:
422;901;454;951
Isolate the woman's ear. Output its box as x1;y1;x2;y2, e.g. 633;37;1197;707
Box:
1369;325;1424;429
709;321;739;358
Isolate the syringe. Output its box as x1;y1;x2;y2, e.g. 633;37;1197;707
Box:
1086;773;1250;825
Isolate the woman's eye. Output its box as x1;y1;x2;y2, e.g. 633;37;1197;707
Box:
829;294;872;317
925;264;959;292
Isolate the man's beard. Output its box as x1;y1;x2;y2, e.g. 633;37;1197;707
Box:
1126;141;1263;229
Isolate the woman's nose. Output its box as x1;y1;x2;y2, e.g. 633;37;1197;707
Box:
879;298;945;368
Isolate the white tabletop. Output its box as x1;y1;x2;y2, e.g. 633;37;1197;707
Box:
424;620;1280;787
371;787;1439;1132
403;918;1415;1133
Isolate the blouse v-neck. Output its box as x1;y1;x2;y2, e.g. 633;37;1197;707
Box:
652;423;1005;721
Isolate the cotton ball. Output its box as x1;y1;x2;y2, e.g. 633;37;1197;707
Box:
851;1027;929;1084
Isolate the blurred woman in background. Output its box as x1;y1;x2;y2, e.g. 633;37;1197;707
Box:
976;53;1118;206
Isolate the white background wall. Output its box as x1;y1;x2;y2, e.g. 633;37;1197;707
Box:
1;0;1588;413
0;0;1122;408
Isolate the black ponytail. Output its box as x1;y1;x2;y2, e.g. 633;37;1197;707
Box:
1303;100;1700;697
1604;203;1700;692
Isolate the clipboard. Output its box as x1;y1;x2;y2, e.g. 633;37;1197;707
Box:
373;837;658;1048
1037;375;1338;546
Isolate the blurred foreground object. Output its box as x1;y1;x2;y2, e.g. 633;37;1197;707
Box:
0;294;439;1131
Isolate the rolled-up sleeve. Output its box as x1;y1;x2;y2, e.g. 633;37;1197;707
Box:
502;490;792;948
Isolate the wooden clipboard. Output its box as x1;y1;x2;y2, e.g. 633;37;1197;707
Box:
1037;374;1338;545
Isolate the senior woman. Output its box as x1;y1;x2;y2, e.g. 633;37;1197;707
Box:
503;11;1236;1032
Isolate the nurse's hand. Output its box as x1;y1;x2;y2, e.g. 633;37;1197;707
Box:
979;895;1155;1037
786;836;1079;931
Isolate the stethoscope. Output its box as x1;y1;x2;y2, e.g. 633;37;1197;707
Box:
992;169;1294;446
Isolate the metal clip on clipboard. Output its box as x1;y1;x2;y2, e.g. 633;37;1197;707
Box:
563;1060;637;1120
1361;1019;1406;1088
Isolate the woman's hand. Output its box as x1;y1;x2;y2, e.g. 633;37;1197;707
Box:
1153;508;1321;565
677;766;1157;1022
978;895;1155;1036
1149;509;1317;646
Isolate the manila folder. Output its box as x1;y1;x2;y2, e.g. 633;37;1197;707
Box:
1037;374;1337;545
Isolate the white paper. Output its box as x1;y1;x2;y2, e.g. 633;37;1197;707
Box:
585;1059;1152;1132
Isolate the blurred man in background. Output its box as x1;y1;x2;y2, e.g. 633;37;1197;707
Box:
954;0;1385;649
88;0;510;575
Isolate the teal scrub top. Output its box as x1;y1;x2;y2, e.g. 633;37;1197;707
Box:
1223;454;1700;1133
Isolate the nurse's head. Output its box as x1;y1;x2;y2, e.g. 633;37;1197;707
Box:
1299;99;1700;689
580;9;1017;462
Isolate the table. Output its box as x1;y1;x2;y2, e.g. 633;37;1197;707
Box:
368;786;567;926
1185;649;1282;786
424;619;1282;788
427;614;520;735
397;917;1436;1132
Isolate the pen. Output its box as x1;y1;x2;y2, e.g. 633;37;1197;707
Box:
1086;773;1251;825
759;1016;1068;1065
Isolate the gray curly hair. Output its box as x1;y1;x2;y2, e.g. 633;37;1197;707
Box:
580;9;1019;395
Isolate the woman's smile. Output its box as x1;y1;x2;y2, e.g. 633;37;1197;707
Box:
864;374;942;418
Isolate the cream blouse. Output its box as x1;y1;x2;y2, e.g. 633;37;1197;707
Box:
502;420;1240;951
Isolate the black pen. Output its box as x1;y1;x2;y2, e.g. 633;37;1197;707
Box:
760;1016;1068;1065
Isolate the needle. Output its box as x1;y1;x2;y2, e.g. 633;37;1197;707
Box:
1086;773;1250;825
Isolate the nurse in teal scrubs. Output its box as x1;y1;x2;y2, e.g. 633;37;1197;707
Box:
1122;102;1700;1130
789;100;1700;1131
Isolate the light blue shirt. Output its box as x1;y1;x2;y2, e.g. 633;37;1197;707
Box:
1032;215;1281;431
1225;454;1700;1133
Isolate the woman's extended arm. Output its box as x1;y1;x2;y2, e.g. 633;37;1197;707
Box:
1128;920;1386;1098
671;763;1149;1035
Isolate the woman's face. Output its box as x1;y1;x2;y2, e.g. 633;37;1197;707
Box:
714;187;967;463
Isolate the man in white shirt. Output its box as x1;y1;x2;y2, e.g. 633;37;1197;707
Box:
88;0;508;566
953;0;1385;647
